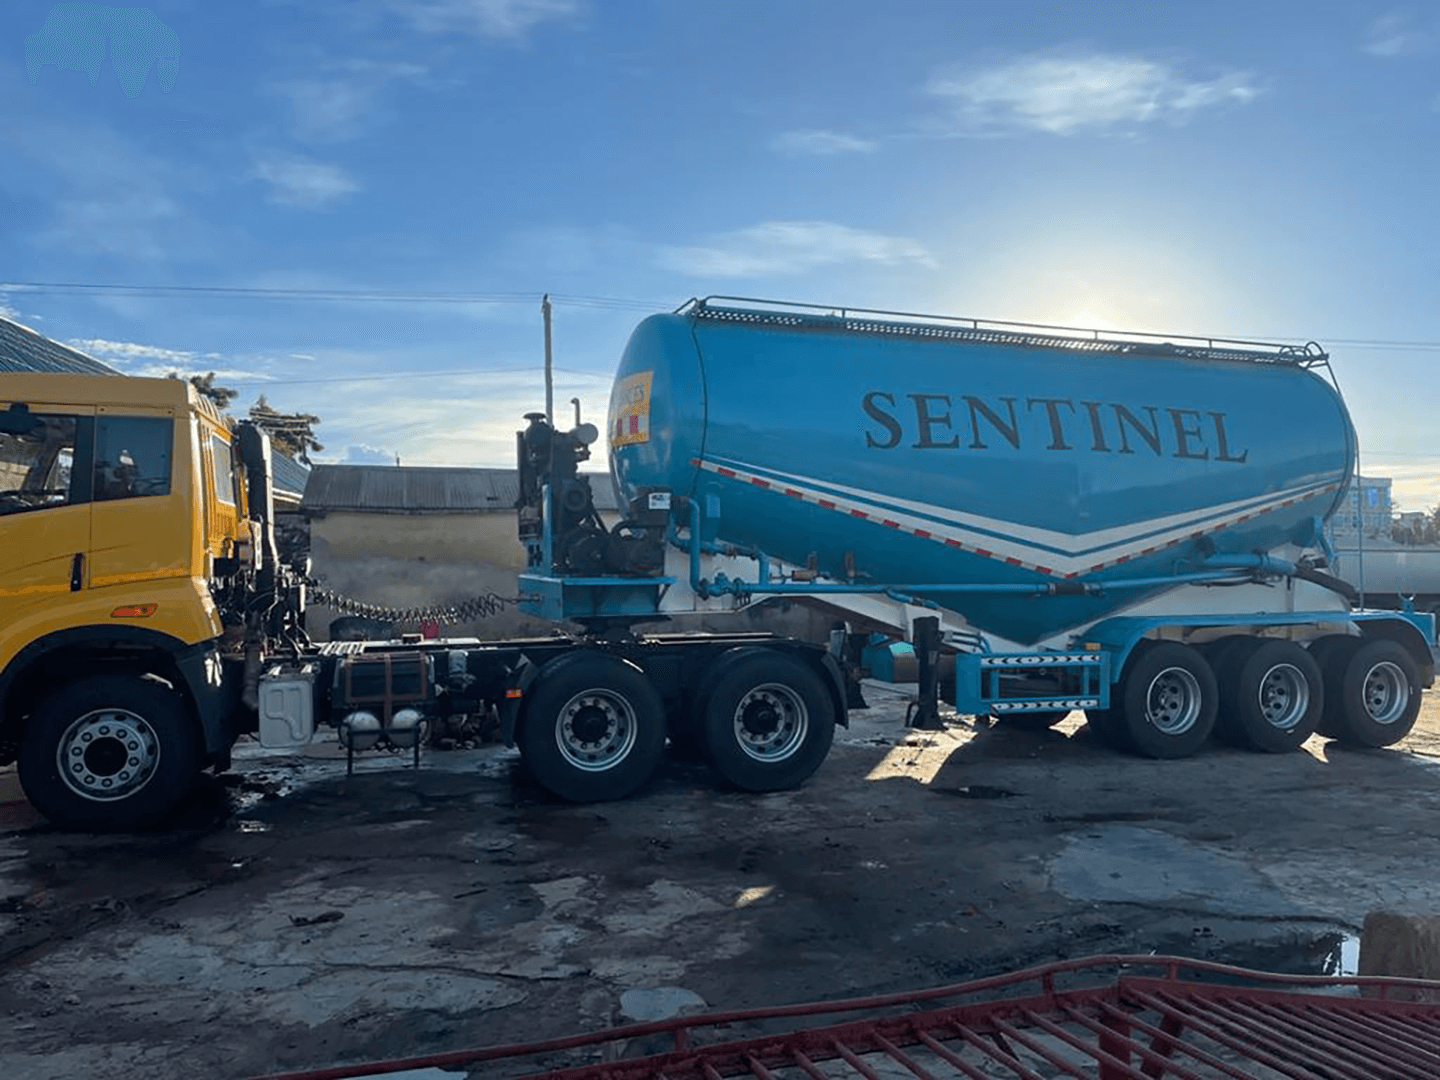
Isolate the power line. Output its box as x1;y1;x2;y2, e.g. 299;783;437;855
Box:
0;280;670;312
219;365;611;388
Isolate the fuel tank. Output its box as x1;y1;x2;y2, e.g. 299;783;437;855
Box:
607;299;1356;644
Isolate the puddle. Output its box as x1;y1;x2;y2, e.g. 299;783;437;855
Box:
1148;928;1360;979
234;819;272;834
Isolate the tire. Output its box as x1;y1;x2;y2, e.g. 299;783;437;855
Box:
699;651;835;792
1322;638;1421;748
17;674;201;831
1307;636;1357;738
990;710;1070;730
516;652;666;802
1083;706;1132;752
1218;640;1323;753
1117;642;1217;759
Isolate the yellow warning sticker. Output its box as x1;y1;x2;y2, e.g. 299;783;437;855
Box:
610;370;653;447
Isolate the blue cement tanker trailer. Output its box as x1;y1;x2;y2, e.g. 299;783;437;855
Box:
516;297;1434;799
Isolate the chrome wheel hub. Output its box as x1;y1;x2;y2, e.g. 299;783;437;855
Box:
1257;663;1309;731
733;683;808;762
556;691;637;771
1361;661;1408;725
56;708;160;802
1145;667;1202;736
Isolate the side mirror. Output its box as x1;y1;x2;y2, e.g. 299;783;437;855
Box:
0;403;43;437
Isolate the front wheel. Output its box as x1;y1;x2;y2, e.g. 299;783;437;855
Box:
699;651;835;792
517;652;666;802
17;674;201;831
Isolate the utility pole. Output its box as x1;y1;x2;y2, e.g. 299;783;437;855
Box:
542;293;554;425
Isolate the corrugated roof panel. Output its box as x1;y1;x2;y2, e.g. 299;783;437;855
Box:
0;317;121;375
271;452;310;500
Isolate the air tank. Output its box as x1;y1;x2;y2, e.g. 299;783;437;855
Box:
607;299;1356;644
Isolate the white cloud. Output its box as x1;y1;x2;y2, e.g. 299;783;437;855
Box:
658;221;934;278
1364;13;1436;57
384;0;579;38
67;338;275;383
926;55;1259;136
343;444;397;464
252;156;361;209
276;59;428;143
302;364;613;468
773;130;878;155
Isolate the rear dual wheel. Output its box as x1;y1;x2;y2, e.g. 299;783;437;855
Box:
1213;640;1324;753
1084;642;1217;759
695;649;835;792
517;652;666;802
1311;637;1421;747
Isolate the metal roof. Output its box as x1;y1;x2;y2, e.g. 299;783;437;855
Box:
0;316;121;375
301;465;618;514
271;451;310;503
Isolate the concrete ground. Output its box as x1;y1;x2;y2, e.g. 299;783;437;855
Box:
4;685;1440;1079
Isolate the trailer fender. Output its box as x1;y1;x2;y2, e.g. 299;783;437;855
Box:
1354;614;1436;688
818;649;850;728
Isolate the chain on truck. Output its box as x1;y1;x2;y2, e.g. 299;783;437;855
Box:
0;296;1435;830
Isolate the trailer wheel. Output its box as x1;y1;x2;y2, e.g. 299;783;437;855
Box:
1320;638;1420;748
1118;642;1217;759
700;651;834;792
517;653;665;802
17;674;200;831
1216;640;1323;753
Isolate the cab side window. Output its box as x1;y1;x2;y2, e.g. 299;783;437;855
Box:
94;416;172;501
0;413;80;516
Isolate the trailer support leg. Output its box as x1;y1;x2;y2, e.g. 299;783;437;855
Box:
910;616;943;730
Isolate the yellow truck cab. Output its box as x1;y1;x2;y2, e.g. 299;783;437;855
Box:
0;374;296;828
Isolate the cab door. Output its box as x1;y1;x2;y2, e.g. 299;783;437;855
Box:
87;408;189;591
0;404;95;625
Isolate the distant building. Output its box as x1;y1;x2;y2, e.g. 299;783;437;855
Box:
300;464;619;639
299;464;831;642
1330;475;1392;543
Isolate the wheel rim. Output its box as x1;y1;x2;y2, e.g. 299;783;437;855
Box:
732;682;808;763
1361;661;1409;725
1256;663;1310;731
555;689;638;772
1144;667;1202;735
55;708;160;802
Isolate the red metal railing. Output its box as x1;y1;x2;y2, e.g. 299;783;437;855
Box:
249;954;1440;1080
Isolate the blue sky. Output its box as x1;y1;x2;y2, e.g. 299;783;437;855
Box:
2;0;1439;505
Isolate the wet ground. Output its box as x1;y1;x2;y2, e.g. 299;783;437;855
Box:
3;684;1440;1079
